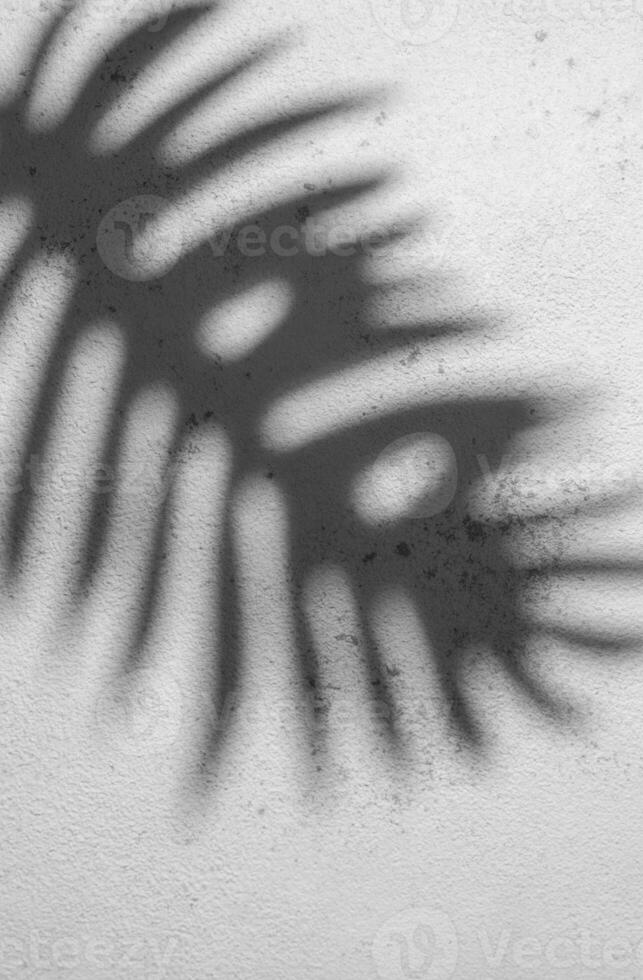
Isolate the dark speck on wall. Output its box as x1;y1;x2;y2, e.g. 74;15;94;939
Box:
335;632;359;647
395;542;411;557
463;515;486;543
535;30;547;42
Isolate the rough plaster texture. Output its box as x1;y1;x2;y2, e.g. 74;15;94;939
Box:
1;0;643;978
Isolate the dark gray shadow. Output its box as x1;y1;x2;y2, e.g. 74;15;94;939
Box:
1;3;640;778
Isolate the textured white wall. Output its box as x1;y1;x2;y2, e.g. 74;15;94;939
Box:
1;1;643;978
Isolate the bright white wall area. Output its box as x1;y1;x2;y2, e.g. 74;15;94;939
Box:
1;1;643;978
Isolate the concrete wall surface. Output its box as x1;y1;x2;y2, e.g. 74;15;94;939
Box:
0;0;643;977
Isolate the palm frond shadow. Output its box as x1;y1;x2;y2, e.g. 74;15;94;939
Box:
1;3;641;775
